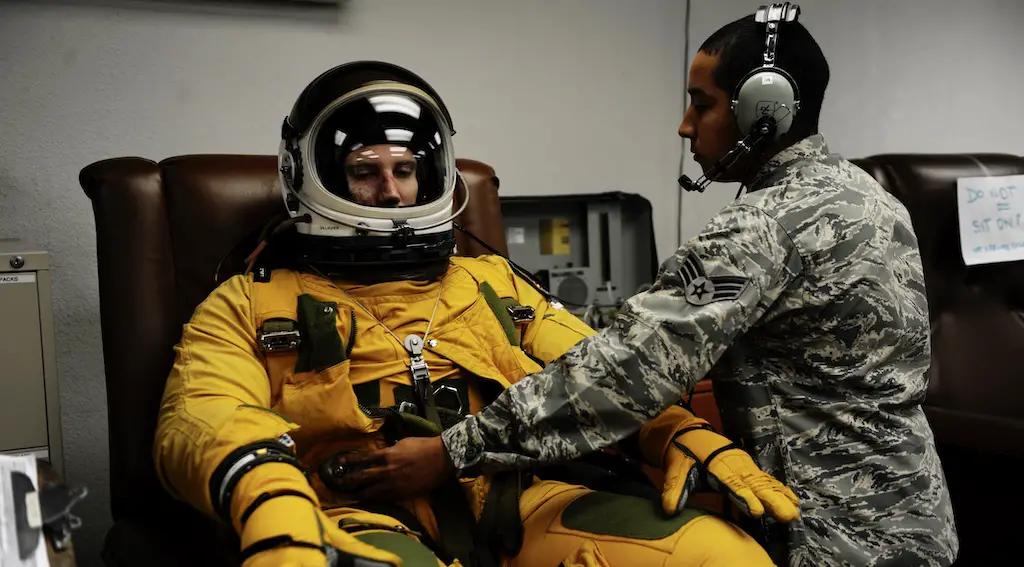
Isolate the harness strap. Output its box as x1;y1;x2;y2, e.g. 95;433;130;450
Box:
430;479;484;566
475;471;527;562
479;282;520;346
371;412;496;567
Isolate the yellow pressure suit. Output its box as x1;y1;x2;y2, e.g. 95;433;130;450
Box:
153;254;776;567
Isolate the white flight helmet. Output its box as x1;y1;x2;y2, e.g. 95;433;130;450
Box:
277;61;465;282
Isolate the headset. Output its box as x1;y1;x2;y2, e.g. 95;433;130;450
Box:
679;2;802;193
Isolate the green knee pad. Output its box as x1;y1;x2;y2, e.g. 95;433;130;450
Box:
560;491;708;540
354;531;440;567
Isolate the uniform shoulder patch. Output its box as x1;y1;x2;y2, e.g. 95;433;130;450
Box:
677;252;748;306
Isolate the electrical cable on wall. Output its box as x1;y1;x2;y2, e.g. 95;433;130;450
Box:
676;0;693;249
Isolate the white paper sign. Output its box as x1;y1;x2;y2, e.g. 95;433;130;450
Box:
958;174;1024;266
0;454;49;567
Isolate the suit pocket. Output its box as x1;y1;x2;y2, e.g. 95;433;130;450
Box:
275;358;375;443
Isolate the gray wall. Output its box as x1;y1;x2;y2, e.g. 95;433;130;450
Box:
0;0;1021;565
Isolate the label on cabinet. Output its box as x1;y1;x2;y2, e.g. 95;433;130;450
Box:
0;274;35;284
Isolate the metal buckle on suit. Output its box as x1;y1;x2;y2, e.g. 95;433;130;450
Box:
257;319;301;353
432;383;463;415
397;384;465;417
398;401;418;415
507;305;535;324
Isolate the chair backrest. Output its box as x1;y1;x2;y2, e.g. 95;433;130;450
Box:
80;155;507;521
849;153;1024;457
850;153;1024;563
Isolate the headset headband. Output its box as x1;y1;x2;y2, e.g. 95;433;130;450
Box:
756;3;800;68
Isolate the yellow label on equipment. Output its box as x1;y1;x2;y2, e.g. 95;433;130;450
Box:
539;218;571;255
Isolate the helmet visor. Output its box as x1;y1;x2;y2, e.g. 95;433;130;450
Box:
310;91;452;210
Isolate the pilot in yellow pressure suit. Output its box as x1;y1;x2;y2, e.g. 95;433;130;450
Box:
153;61;800;567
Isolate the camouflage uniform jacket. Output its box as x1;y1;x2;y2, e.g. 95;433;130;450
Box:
442;134;959;567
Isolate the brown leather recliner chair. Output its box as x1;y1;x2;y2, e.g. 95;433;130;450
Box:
80;155;507;566
850;153;1024;564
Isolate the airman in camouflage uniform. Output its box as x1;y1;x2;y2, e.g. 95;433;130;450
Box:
441;133;960;567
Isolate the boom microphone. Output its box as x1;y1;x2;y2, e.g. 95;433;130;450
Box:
678;115;780;193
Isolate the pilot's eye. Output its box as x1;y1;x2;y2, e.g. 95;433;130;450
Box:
349;165;378;180
394;163;417;178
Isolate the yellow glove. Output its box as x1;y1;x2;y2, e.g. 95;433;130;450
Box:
639;405;800;523
231;463;402;567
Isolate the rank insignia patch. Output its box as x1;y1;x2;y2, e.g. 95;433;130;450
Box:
678;252;748;306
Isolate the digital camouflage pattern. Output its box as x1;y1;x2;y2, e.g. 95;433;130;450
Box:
442;134;959;566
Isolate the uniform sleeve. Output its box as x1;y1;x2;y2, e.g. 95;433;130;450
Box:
153;274;302;520
442;203;803;474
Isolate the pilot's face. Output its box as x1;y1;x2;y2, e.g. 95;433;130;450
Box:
343;145;419;207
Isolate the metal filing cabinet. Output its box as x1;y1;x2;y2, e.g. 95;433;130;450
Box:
0;239;63;477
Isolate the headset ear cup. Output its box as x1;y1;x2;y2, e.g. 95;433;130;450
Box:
732;68;800;141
